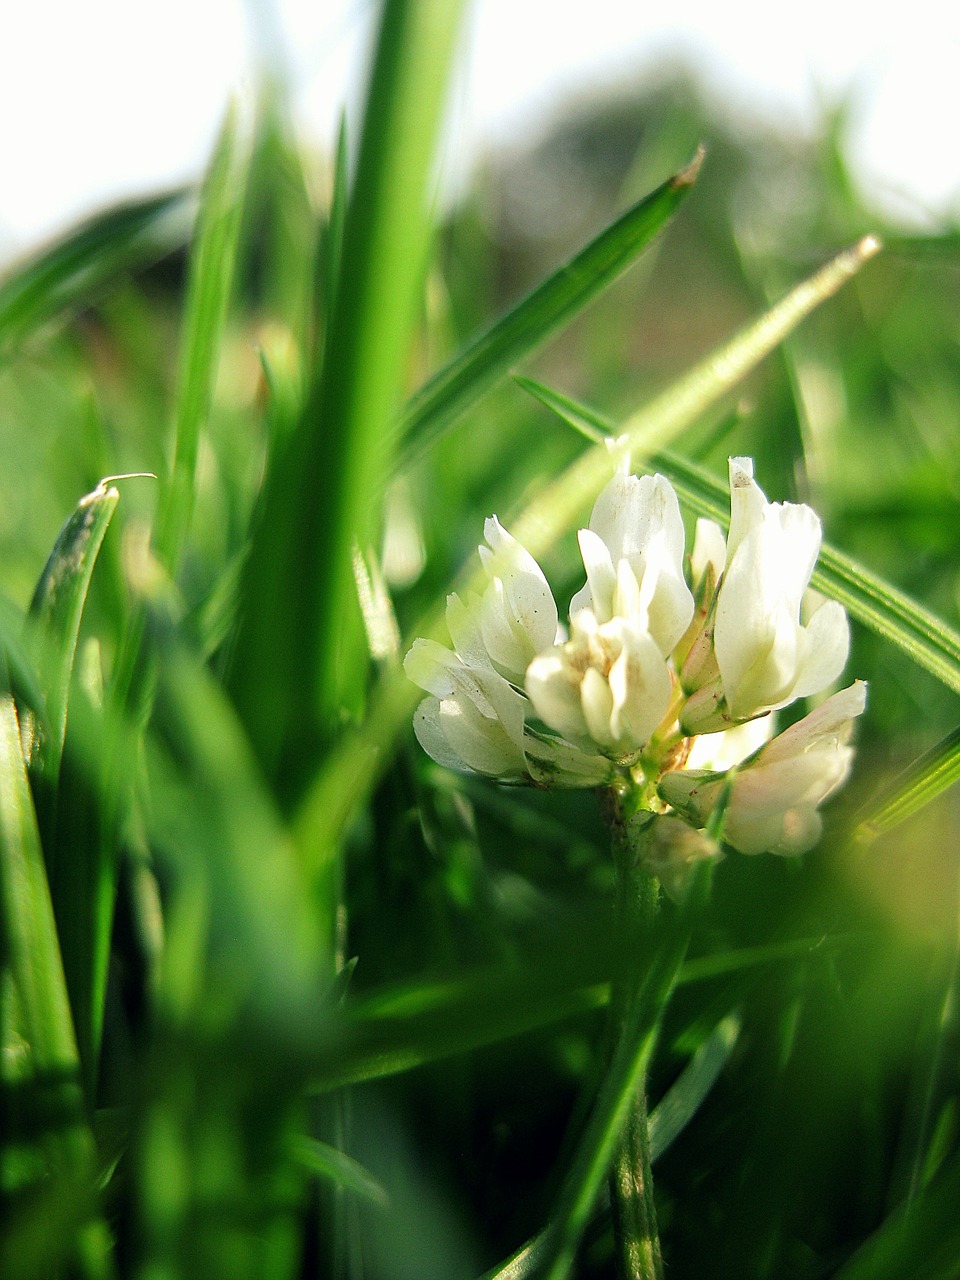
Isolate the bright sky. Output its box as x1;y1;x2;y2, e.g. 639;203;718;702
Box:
2;0;959;257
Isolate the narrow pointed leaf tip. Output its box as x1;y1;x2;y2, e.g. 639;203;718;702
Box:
672;145;706;189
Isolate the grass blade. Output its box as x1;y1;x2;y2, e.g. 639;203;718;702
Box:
479;1012;742;1280
26;480;120;782
0;695;111;1278
854;725;960;843
647;1014;741;1160
232;0;464;783
395;150;704;469
509;236;881;557
0;191;187;352
153;105;252;574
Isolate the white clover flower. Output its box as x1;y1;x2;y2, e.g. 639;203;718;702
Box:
570;456;694;657
404;558;613;787
660;681;866;855
525;609;672;760
478;516;560;683
695;457;849;725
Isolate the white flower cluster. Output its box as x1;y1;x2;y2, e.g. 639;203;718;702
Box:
405;453;866;865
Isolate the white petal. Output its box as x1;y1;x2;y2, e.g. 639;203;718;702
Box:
413;697;467;771
581;666;615;747
792;599;850;700
611;628;672;747
685;714;775;772
480;571;558;680
403;638;459;697
525;650;588;742
726;456;765;559
438;695;526;777
691;518;727;585
571;527;617;620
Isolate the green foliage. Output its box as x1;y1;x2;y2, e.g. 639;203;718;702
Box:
2;16;960;1280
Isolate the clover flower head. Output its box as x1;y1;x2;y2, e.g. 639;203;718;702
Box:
405;452;866;865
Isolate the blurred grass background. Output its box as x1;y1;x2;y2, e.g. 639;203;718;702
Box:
2;10;960;1278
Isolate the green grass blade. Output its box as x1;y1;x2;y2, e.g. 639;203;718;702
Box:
831;1149;960;1280
0;190;187;352
395;150;704;469
26;480;120;782
509;236;881;557
153;105;252;574
232;0;464;782
538;929;687;1280
0;695;111;1278
647;1014;741;1160
520;377;960;698
854;726;960;843
290;1135;389;1208
479;1012;741;1280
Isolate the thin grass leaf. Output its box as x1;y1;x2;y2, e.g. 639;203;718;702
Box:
0;695;111;1278
831;1148;960;1280
537;928;687;1280
231;0;464;784
0;190;188;352
508;234;880;558
647;1013;740;1159
855;725;960;843
479;1012;741;1280
153;104;252;574
290;1134;389;1208
520;377;960;698
395;149;704;469
293;239;881;875
26;480;120;782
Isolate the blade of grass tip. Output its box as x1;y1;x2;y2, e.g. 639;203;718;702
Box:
0;694;112;1278
24;477;155;1094
521;377;960;698
854;725;960;845
231;0;464;786
292;238;881;877
25;479;123;785
316;111;349;350
152;102;253;576
0;190;189;353
509;236;882;558
395;149;704;471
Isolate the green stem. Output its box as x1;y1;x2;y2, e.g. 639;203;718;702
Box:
602;789;665;1280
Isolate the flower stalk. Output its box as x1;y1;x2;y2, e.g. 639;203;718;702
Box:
602;791;665;1280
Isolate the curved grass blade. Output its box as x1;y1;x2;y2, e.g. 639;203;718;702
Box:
0;695;111;1278
831;1147;960;1280
293;238;881;877
0;189;188;353
508;236;880;558
26;480;120;783
395;150;704;470
854;725;960;844
519;376;960;699
479;1012;742;1280
290;1135;389;1209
